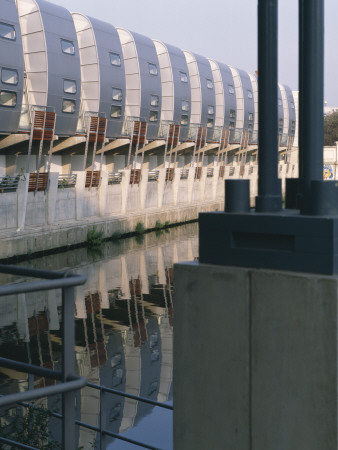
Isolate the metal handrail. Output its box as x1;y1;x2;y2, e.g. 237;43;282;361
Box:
148;170;159;181
58;173;77;188
180;168;189;179
108;171;122;184
0;175;20;192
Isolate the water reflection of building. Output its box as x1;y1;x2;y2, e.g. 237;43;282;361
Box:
0;225;198;448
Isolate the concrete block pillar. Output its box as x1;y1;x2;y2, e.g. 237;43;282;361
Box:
211;166;219;200
174;262;338;450
47;172;58;225
199;167;208;202
74;171;86;221
99;170;108;217
139;168;149;211
187;168;195;204
120;169;130;214
17;173;30;230
172;168;182;206
157;168;166;208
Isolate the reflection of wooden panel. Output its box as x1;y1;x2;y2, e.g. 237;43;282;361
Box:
28;173;48;192
85;292;101;314
165;268;173;285
28;312;49;337
129;279;142;296
133;319;147;348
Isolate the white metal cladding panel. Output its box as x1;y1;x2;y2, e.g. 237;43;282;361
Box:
230;66;244;129
17;0;48;108
217;62;236;129
117;27;141;120
249;72;258;132
130;31;162;139
89;17;125;138
279;83;289;136
208;59;224;128
237;69;254;131
153;40;174;122
0;0;24;132
184;51;201;125
73;13;99;114
194;53;215;136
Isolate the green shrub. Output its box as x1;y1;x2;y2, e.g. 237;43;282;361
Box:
112;230;122;240
155;220;163;229
87;226;104;246
135;222;145;234
164;220;170;227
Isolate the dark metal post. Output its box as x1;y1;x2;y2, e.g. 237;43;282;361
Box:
299;0;324;214
256;0;281;212
62;285;76;449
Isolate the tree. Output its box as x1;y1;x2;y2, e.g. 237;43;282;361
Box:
324;111;338;146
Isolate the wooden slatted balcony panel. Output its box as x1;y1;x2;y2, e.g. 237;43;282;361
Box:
32;111;56;141
28;173;49;192
131;121;147;144
85;171;101;188
194;166;202;180
165;168;175;182
219;165;225;178
196;127;207;147
130;169;141;184
88;117;107;143
168;124;180;147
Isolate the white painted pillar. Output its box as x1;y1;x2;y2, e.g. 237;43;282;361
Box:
47;172;58;225
120;170;130;214
74;171;86;221
139;168;149;211
157;168;166;208
99;170;108;217
17;173;30;230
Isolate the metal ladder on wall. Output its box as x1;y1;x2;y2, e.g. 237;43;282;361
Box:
127;120;148;185
164;123;180;182
83;115;107;188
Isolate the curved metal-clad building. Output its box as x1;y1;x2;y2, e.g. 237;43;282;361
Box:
208;59;236;132
277;84;285;142
116;28;162;141
0;0;24;133
183;51;216;141
153;40;191;142
248;72;258;140
71;14;125;138
285;84;296;138
278;83;290;146
236;69;255;135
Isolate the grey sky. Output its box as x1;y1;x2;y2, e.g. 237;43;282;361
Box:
50;0;338;105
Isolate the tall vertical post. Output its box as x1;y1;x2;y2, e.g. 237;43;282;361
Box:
299;0;324;214
256;0;281;212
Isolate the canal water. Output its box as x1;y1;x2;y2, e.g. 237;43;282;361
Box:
0;223;198;449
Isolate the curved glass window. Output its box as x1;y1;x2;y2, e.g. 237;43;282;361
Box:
247;90;253;99
1;68;18;85
0;22;15;40
207;118;214;128
148;63;158;75
63;79;76;94
230;109;236;118
0;90;16;107
228;85;235;94
110;52;121;67
149;110;158;122
150;95;159;107
112;88;122;101
248;113;253;121
208;105;214;115
206;79;213;89
111;105;122;118
181;114;188;125
180;72;188;83
61;39;75;55
181;100;189;111
62;99;76;113
229;121;235;129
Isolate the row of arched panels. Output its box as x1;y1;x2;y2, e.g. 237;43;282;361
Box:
0;0;296;143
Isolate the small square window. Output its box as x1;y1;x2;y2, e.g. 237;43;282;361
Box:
208;105;214;115
228;85;235;94
149;110;158;122
112;88;122;101
206;79;213;89
291;102;295;109
247;90;253;99
230;109;236;118
61;39;75;55
1;68;18;85
229;121;235;130
150;94;159;107
63;79;76;94
0;22;15;40
110;52;121;66
180;72;188;83
62;99;76;113
207;118;214;128
111;105;122;118
181;114;188;125
248;113;253;121
181;100;189;111
0;90;16;107
148;63;158;75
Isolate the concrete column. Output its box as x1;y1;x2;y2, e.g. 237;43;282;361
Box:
139;168;149;211
187;168;195;204
99;170;108;217
199;167;208;202
47;172;58;225
171;168;181;206
120;169;130;214
157;168;166;208
211;166;220;201
74;171;86;221
174;261;338;450
17;172;30;230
